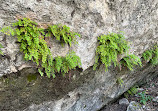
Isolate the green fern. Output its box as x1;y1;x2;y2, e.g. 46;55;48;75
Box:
0;26;14;36
142;46;158;65
128;86;138;95
117;78;124;86
55;51;81;75
142;50;153;61
1;18;81;78
0;44;3;55
93;32;129;71
124;85;138;98
39;51;81;77
93;32;142;71
46;24;80;46
120;54;142;71
150;46;158;65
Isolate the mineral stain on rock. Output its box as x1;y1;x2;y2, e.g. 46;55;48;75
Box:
0;67;95;111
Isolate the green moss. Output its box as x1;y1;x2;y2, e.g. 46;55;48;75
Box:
27;74;37;82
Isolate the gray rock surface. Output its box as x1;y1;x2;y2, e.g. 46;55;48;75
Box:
0;0;157;111
119;98;129;105
127;101;144;111
23;65;158;111
153;96;158;102
0;0;158;74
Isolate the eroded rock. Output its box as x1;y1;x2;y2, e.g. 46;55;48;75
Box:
0;0;158;111
0;0;158;74
119;98;129;105
127;101;143;111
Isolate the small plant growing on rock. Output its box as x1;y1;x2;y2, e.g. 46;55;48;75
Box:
39;51;81;78
117;78;124;86
46;24;80;46
124;86;138;98
93;32;141;71
142;50;153;62
93;32;129;71
0;44;3;55
0;18;81;78
128;86;138;96
142;46;158;65
120;54;142;71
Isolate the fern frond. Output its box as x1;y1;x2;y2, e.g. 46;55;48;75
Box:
47;24;80;46
1;18;81;78
142;46;158;65
120;54;142;71
151;46;158;65
94;32;129;71
142;50;153;61
0;44;3;55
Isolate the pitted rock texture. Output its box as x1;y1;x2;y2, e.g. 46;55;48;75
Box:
24;65;158;111
0;0;158;111
0;0;158;75
127;101;143;111
0;63;157;111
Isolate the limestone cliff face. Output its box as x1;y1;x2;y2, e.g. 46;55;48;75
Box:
0;0;158;74
0;0;157;111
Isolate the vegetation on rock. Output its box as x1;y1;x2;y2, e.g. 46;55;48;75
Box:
142;45;158;65
93;32;142;71
0;18;81;78
124;86;139;98
120;54;142;71
39;51;81;78
117;77;124;87
46;24;80;46
0;44;3;55
0;17;157;78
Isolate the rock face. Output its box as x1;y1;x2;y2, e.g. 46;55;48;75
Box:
0;64;157;111
0;0;158;110
23;65;158;111
0;0;158;74
119;98;129;105
127;101;143;111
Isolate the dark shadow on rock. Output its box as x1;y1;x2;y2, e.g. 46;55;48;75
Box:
0;66;95;111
